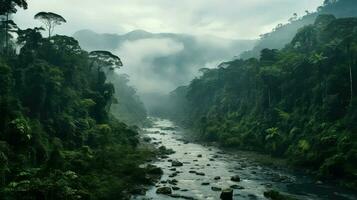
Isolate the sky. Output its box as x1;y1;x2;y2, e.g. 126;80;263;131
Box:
14;0;324;40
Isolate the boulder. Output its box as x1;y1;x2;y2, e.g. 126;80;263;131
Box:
172;160;183;167
231;175;241;182
220;188;233;200
214;176;221;180
168;179;178;185
172;186;180;190
211;186;222;191
196;172;205;176
156;187;172;195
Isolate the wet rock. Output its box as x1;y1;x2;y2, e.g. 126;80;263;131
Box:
159;146;175;155
193;159;198;162
169;173;178;178
197;154;202;158
156;187;172;195
220;188;233;200
196;172;205;176
172;186;180;190
214;176;221;180
189;170;197;174
171;160;183;167
209;158;215;161
207;164;211;166
169;168;177;171
248;194;258;199
181;189;189;192
168;179;178;185
231;175;241;182
160;180;167;184
211;186;222;191
230;185;244;190
201;182;210;185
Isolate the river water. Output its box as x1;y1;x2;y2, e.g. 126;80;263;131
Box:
133;118;357;200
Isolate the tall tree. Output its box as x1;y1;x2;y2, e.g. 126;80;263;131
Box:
0;0;27;53
89;50;123;85
34;12;66;38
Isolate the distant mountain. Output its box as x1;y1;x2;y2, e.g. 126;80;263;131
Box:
240;0;357;59
73;29;255;54
73;29;256;113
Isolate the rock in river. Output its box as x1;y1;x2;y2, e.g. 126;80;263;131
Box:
220;188;233;200
172;160;183;167
211;186;222;191
231;175;241;182
156;187;172;195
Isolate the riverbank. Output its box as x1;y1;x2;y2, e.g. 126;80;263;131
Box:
133;118;357;200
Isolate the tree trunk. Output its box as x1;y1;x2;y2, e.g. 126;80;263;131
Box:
5;13;9;54
350;63;353;103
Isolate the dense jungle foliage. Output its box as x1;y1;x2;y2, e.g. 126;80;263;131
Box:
0;1;153;199
166;15;357;188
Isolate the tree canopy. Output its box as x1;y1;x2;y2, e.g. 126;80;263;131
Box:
34;12;66;38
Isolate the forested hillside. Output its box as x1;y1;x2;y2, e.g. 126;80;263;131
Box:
240;0;357;59
0;1;154;199
166;15;357;188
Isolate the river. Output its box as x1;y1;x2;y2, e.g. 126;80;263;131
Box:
133;118;357;200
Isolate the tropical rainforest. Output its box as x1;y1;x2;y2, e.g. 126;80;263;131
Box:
0;1;156;199
1;0;357;199
164;11;357;190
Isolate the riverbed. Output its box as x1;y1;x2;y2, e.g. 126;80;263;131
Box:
133;118;357;200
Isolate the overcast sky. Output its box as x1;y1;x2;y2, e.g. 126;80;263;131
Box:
14;0;324;39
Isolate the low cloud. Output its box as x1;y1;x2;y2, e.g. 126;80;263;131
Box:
115;38;184;94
